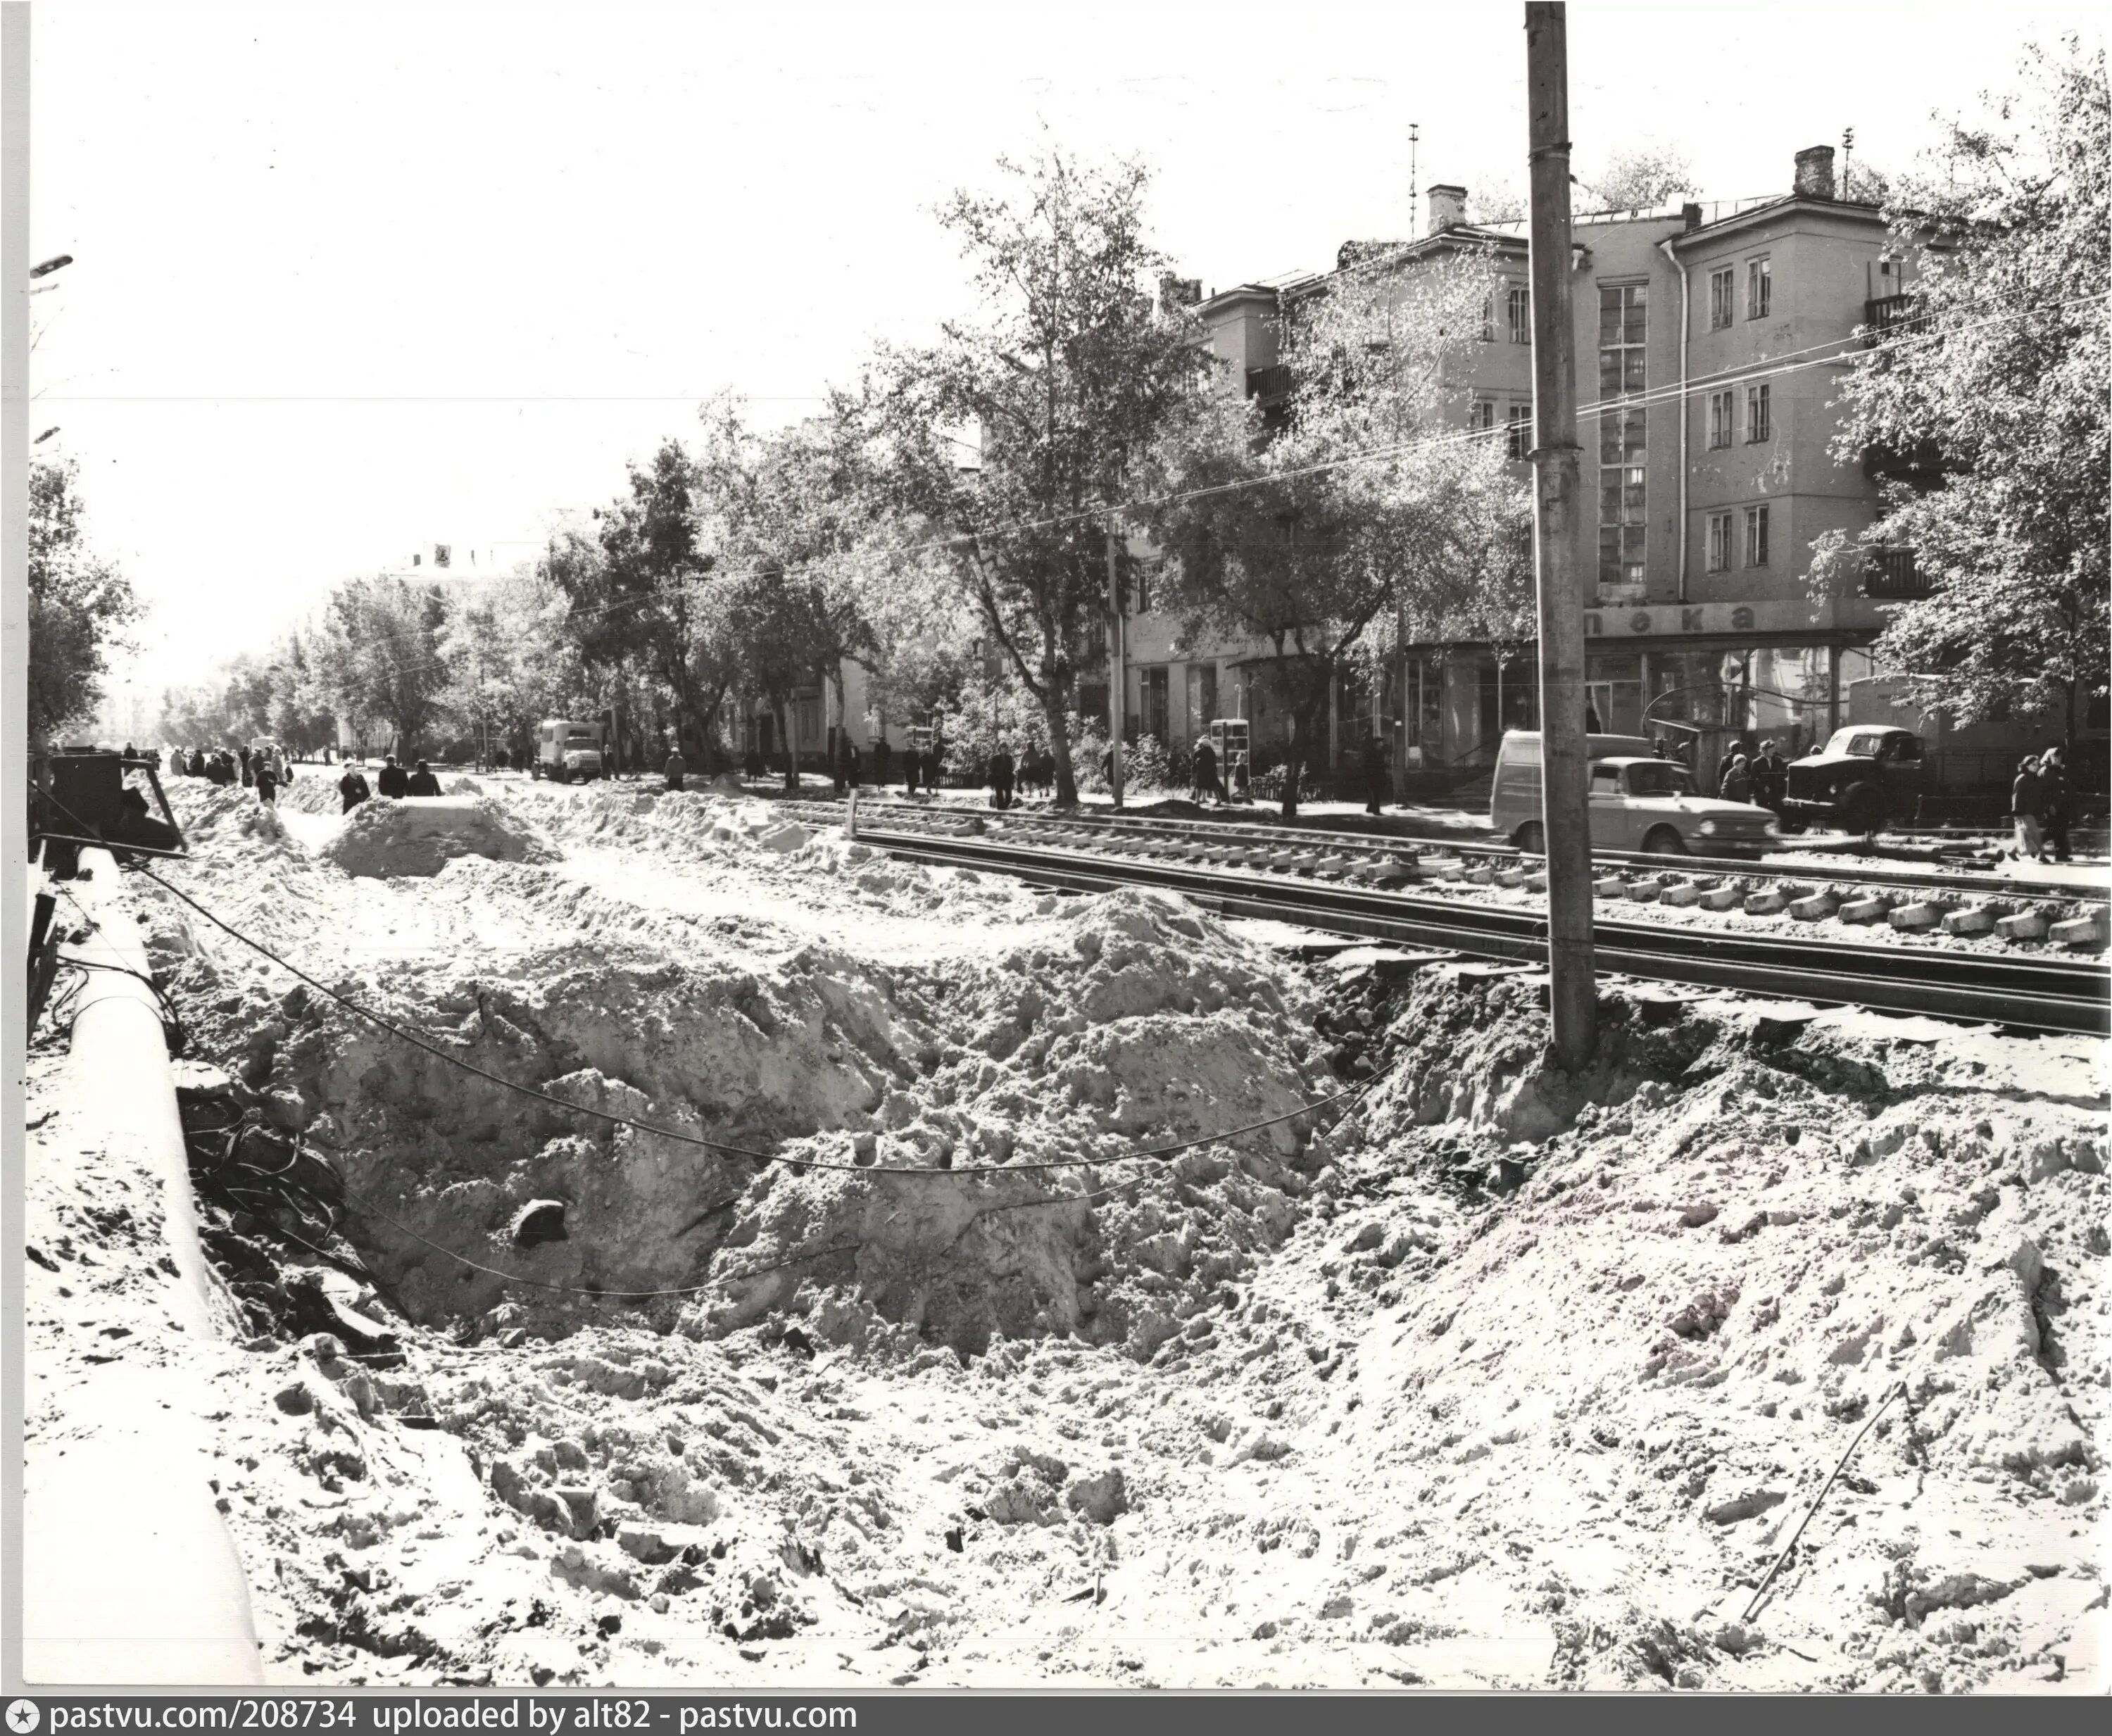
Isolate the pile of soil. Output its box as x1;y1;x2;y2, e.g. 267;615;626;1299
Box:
320;796;559;879
49;783;2099;1691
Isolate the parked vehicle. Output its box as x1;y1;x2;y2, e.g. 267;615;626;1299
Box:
1491;729;1781;856
1781;726;1929;834
533;719;607;783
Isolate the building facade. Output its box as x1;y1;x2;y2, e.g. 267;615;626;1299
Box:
1151;144;1909;785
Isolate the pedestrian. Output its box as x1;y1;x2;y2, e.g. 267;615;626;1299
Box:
1192;736;1221;805
1361;731;1389;817
848;743;862;788
2039;746;2073;863
1754;740;1788;812
376;755;408;799
665;746;686;793
874;738;892;789
253;756;279;807
1721;754;1754;805
188;748;208;777
1100;745;1114;791
123;741;136;761
904;747;921;798
2011;754;2046;861
831;738;848;796
238;744;254;788
337;762;371;813
406;759;442;798
213;752;236;786
989;742;1015;810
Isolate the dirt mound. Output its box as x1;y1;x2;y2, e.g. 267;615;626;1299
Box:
277;775;344;816
320;795;559;879
207;874;1326;1357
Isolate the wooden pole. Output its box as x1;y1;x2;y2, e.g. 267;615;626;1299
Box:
1524;1;1597;1070
1107;520;1126;809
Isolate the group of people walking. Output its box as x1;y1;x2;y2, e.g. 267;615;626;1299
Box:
158;741;294;805
2010;748;2076;863
1716;740;1791;812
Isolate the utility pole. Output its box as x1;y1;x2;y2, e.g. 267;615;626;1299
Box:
1106;520;1125;809
1523;1;1597;1070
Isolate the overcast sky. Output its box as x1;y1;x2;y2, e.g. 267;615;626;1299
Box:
30;0;2100;702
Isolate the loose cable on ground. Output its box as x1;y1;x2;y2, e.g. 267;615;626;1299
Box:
1741;1380;1908;1625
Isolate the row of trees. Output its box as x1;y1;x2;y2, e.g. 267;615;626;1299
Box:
153;143;1534;814
130;42;2108;809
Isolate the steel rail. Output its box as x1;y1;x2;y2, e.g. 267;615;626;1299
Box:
856;826;2111;1038
788;795;2108;907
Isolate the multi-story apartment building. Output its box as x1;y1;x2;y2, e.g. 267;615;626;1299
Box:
1138;143;1909;783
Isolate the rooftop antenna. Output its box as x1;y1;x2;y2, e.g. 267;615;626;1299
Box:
1842;126;1855;201
1409;120;1420;223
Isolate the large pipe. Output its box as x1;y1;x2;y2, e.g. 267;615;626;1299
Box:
1659;236;1691;603
23;850;264;1684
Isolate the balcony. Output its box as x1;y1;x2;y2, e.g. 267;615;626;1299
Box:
1865;547;1930;600
1246;363;1293;401
1863;293;1926;343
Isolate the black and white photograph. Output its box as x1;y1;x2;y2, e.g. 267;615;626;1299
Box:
6;0;2108;1701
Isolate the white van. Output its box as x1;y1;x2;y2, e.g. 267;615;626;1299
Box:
534;719;606;783
1490;729;1780;857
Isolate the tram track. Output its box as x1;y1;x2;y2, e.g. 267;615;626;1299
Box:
778;793;2109;907
793;804;2111;1037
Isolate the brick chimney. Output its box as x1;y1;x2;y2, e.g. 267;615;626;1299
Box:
1794;146;1836;200
1426;184;1466;235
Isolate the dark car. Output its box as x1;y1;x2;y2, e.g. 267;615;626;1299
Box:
1783;725;1928;834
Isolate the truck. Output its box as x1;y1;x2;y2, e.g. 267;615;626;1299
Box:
1782;725;1928;834
532;719;607;783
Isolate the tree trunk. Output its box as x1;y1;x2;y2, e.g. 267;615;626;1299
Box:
1044;686;1079;808
778;701;798;791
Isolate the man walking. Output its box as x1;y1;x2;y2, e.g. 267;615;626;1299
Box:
1192;736;1221;806
1361;731;1390;817
337;762;372;813
1753;740;1788;814
665;746;686;793
377;755;410;799
2011;755;2045;861
2037;747;2072;863
989;742;1015;810
253;755;280;807
406;760;442;797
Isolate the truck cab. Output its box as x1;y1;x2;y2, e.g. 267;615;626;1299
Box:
1784;725;1927;834
534;719;606;783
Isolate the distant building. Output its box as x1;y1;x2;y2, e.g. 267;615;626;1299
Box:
1154;143;1911;783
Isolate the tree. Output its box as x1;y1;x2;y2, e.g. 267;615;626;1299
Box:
436;567;585;765
550;443;737;768
867;144;1213;807
694;401;881;788
1151;240;1528;815
27;459;141;742
1814;37;2108;741
1582;146;1697;213
323;576;451;757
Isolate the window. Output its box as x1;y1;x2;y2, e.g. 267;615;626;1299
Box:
1140;665;1170;743
1598;283;1647;396
1480;294;1495;342
1745;504;1771;567
1747;255;1772;320
1746;382;1771;442
1507;284;1531;344
1707;389;1734;449
1709;267;1735;331
1706;510;1733;572
1470;398;1497;435
1597;405;1646;587
1506;402;1533;460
